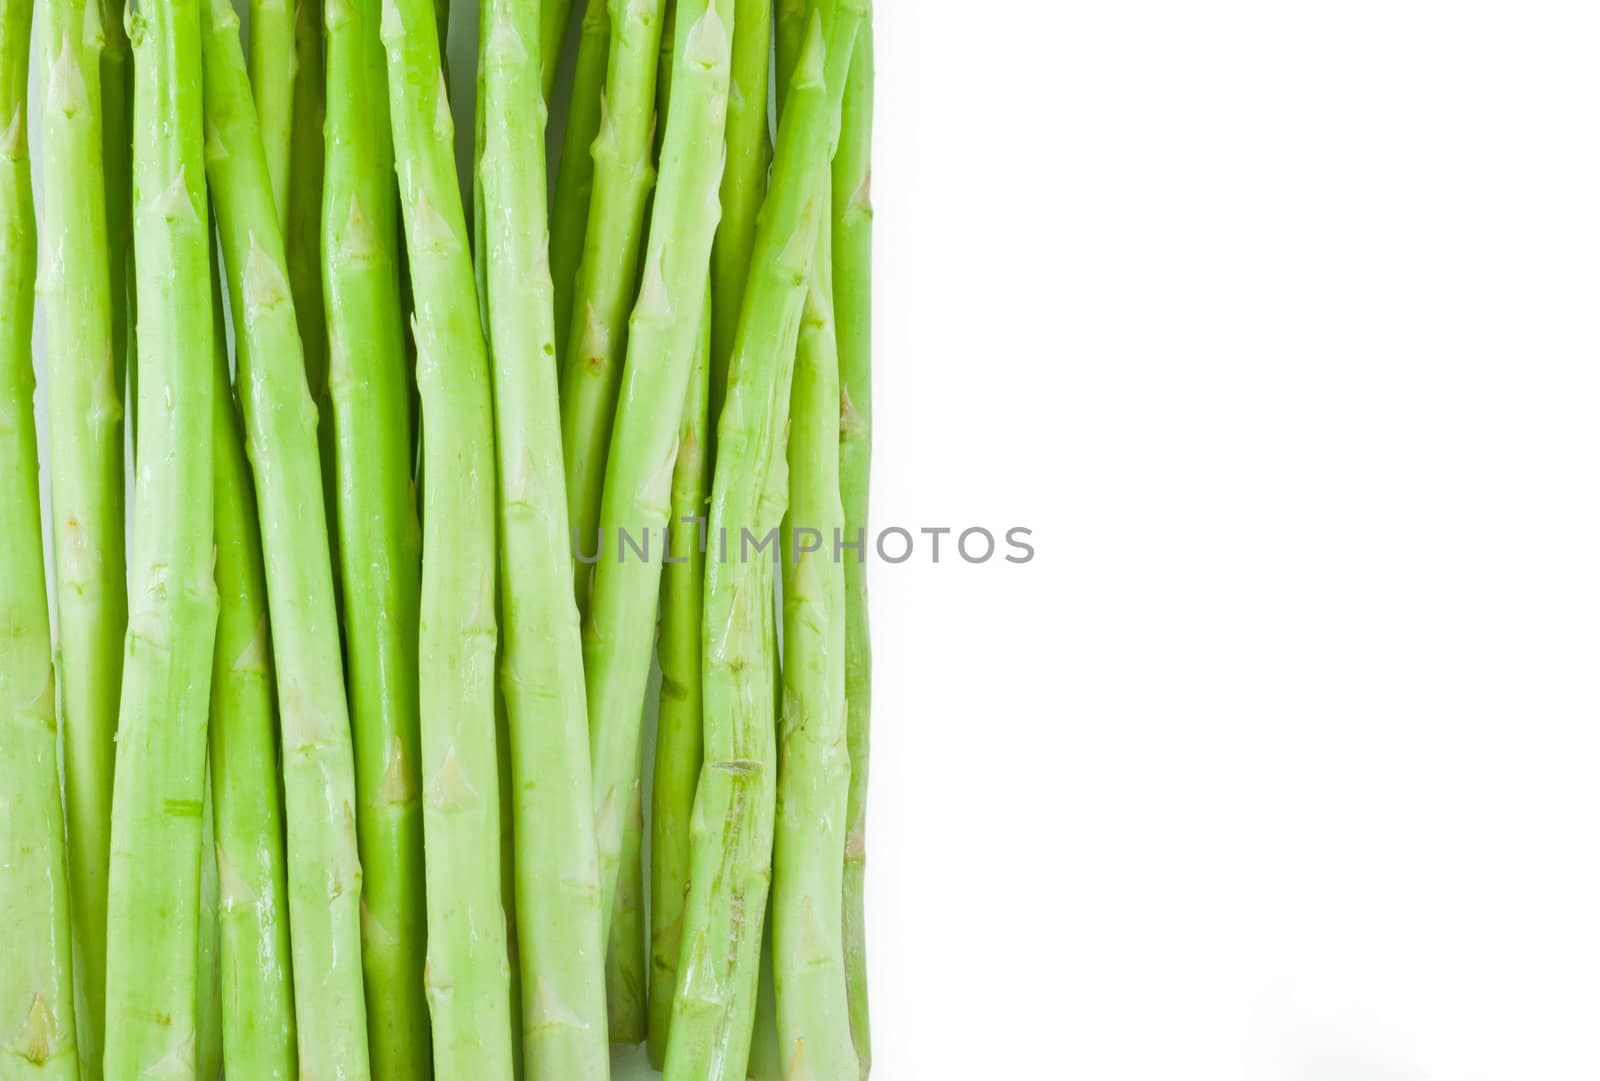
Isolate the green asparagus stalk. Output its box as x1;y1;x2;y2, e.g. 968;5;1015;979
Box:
707;0;770;434
323;0;432;1073
646;297;710;1066
288;0;339;582
542;0;575;94
559;0;665;613
207;235;299;1081
198;775;224;1081
745;908;781;1081
478;0;613;1072
102;0;220;1070
606;785;647;1043
248;0;296;221
833;22;874;1077
775;0;805;85
0;6;79;1072
773;161;854;1081
548;0;608;356
199;2;373;1073
100;0;133;450
380;0;516;1071
663;10;861;1077
36;0;127;1066
582;0;733;952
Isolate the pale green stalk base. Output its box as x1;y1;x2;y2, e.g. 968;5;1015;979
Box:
201;2;372;1073
480;0;612;1071
582;0;734;965
833;25;874;1078
323;0;432;1074
548;0;608;361
208;261;298;1081
664;12;860;1078
248;0;296;223
0;8;80;1069
102;0;220;1071
707;0;771;436
646;296;710;1067
560;0;665;616
36;3;126;1066
381;0;515;1071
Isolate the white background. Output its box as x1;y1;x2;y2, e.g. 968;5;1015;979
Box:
861;0;1600;1078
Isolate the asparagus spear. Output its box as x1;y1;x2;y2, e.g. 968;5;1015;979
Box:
647;297;711;1066
247;0;295;221
206;236;299;1081
478;0;613;1073
0;5;79;1072
773;142;854;1081
663;10;861;1077
101;0;133;448
548;0;608;355
198;775;224;1081
287;0;339;579
833;23;874;1077
323;0;433;1073
581;0;734;954
102;0;220;1069
559;0;665;613
381;0;516;1071
542;0;575;95
36;0;127;1065
199;2;373;1073
606;785;648;1043
707;0;771;434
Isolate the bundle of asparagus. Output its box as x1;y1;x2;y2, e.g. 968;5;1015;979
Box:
1;0;873;1076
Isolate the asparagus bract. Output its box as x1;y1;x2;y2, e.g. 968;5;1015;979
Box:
707;0;771;434
323;0;433;1073
833;23;875;1077
663;10;861;1077
581;0;733;956
548;0;608;356
479;0;612;1072
381;0;516;1070
36;0;127;1057
102;0;220;1069
647;297;711;1065
199;2;373;1072
207;249;299;1081
559;0;665;613
0;5;80;1071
